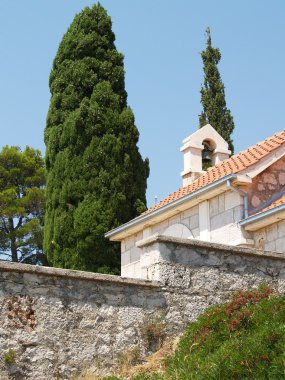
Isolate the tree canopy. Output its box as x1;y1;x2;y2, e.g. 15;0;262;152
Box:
199;28;235;153
44;4;149;273
0;146;45;262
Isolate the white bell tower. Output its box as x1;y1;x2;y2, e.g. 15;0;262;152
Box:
180;124;231;186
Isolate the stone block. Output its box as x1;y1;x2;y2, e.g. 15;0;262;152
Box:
218;193;225;213
199;201;210;241
251;195;261;208
121;263;133;278
209;197;219;217
233;205;242;221
152;219;169;234
257;183;265;191
192;227;200;238
189;213;199;229
180;217;190;228
266;224;278;242
263;173;277;185
130;247;141;263
143;227;152;239
125;235;135;251
132;261;142;278
254;231;266;250
275;238;285;253
225;191;241;210
210;209;233;230
163;223;192;239
264;240;276;252
140;248;161;268
121;240;126;254
136;231;143;241
121;251;131;266
182;205;199;219
278;220;285;238
168;214;181;225
279;172;285;185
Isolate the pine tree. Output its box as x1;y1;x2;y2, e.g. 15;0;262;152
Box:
44;4;149;273
199;28;235;153
0;146;45;262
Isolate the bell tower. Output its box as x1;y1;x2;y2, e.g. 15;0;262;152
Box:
180;124;231;186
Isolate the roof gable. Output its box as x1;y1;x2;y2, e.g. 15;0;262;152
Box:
182;123;230;151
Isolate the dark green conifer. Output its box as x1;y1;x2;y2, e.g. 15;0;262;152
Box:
44;4;149;273
199;28;235;153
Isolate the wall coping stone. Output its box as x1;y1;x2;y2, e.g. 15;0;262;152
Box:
0;261;160;288
137;234;285;261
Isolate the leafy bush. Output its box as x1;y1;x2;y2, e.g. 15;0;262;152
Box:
132;285;285;379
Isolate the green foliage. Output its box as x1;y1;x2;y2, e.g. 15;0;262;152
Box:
131;286;285;380
3;348;16;364
0;146;45;262
44;4;149;273
199;28;235;153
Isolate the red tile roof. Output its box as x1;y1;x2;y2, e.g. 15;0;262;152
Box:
142;129;285;216
258;194;285;214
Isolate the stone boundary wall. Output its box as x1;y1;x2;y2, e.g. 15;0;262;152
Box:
2;238;285;379
0;263;164;380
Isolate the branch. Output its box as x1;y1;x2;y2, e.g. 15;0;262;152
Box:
2;218;9;234
15;217;23;230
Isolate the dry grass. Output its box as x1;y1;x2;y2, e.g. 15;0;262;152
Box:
76;335;181;380
120;336;180;378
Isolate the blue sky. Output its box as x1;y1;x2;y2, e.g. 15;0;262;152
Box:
0;1;285;207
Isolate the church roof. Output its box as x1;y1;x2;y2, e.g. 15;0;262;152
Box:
142;129;285;216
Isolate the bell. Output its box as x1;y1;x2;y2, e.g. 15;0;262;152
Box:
202;149;212;162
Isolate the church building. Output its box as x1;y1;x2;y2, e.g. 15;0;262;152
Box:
106;125;285;278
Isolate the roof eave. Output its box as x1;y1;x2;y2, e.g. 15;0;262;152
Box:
240;204;285;231
105;173;238;241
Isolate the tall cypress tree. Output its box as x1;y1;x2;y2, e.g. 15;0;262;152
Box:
199;28;235;153
44;4;149;273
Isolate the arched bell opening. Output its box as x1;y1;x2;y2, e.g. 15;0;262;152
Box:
202;139;216;170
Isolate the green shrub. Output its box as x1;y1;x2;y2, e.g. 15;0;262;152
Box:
4;348;16;365
132;285;285;380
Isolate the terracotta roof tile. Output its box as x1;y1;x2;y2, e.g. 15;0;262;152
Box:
257;194;285;214
141;129;285;217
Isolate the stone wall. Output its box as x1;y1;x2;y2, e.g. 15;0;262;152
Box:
2;237;285;379
0;263;165;380
253;219;285;252
243;156;285;214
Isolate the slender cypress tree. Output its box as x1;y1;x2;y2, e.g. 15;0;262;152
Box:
199;28;235;153
44;4;149;273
